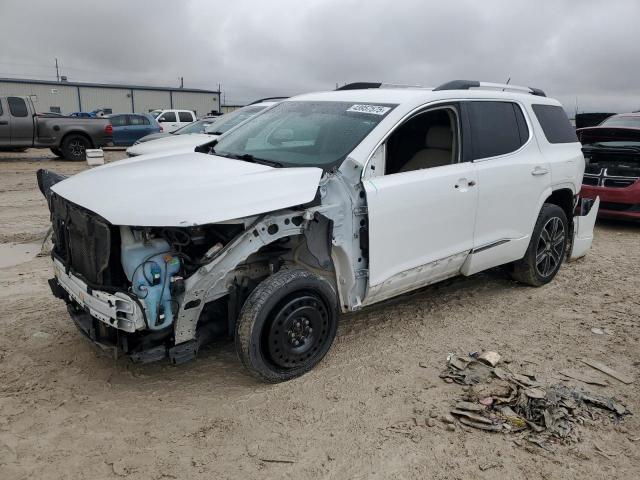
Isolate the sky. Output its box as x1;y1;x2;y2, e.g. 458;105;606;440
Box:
1;0;639;112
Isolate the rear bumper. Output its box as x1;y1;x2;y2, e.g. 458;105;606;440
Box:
581;183;640;219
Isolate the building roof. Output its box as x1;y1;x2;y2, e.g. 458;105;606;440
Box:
0;77;220;94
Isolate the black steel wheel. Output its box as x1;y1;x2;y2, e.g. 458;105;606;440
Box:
235;268;339;383
61;134;90;161
511;203;568;286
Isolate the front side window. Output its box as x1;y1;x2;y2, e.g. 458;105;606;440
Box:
8;97;28;117
213;101;396;169
159;112;176;122
532;104;577;144
384;106;459;175
178;111;193;122
467;101;529;160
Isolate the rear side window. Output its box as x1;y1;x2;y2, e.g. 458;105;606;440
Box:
178;111;193;122
129;115;150;125
467;101;529;160
532;104;578;144
110;115;127;127
159;111;176;122
8;97;28;117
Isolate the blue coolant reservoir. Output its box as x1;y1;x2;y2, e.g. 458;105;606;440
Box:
120;227;181;330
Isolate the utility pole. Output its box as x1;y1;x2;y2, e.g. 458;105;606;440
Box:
180;77;184;88
55;58;60;82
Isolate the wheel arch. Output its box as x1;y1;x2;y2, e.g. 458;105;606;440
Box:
544;187;574;222
60;130;94;149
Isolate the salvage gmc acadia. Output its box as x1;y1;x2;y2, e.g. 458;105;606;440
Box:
37;80;599;382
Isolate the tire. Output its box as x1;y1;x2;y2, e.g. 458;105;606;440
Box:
511;203;569;286
235;268;339;383
50;147;63;157
60;134;90;161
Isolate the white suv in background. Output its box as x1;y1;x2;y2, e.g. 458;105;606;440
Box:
150;109;196;132
39;80;598;382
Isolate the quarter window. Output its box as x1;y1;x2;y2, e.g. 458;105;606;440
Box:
128;115;150;125
467;101;529;160
178;111;193;122
532;104;578;144
8;97;28;117
110;115;127;127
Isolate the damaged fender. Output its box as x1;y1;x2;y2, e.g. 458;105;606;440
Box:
570;197;599;260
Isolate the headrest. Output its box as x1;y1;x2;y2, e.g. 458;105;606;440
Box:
425;126;452;150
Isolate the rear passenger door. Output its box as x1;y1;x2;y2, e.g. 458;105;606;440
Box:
177;111;194;129
0;99;10;147
127;115;152;144
461;100;551;275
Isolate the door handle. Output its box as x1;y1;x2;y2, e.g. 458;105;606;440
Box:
531;166;550;176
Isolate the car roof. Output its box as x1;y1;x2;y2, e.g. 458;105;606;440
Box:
287;87;561;108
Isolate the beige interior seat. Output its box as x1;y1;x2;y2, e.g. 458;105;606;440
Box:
399;125;453;172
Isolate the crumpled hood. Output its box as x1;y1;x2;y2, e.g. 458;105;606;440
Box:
51;152;323;227
126;133;216;157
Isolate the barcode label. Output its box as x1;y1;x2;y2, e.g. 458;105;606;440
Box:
346;104;391;115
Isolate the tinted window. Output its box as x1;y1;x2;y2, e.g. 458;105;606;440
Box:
178;111;193;122
467;101;529;160
0;99;3;116
129;115;150;125
8;97;28;117
50;106;61;113
109;115;127;127
600;115;640;128
532;104;578;144
159;112;176;122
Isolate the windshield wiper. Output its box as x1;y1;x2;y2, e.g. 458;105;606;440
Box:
207;130;224;135
225;153;283;168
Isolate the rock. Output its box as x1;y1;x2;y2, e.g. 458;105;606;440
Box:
445;424;456;432
591;328;604;335
478;351;501;367
441;414;455;424
31;331;51;340
426;418;436;427
429;411;438;418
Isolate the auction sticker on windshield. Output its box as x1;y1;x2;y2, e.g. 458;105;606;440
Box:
347;104;391;115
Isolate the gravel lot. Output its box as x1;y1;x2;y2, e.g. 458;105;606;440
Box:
1;149;639;479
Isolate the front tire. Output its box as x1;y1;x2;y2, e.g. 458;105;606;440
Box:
50;147;63;157
61;134;90;161
511;203;568;286
235;268;339;383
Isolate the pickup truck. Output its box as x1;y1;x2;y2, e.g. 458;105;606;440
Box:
0;96;112;160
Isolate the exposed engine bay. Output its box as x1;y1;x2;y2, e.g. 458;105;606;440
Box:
583;149;640;188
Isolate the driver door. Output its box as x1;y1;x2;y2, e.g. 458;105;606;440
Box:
363;104;478;303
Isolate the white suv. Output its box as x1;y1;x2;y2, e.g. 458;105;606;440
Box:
150;109;196;132
38;80;598;382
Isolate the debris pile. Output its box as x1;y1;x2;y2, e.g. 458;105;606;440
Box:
440;352;630;448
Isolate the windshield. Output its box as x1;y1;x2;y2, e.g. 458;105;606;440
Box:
204;105;268;135
173;119;215;134
212;101;396;168
600;116;640;128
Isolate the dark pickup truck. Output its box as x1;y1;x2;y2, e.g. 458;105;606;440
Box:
0;95;112;160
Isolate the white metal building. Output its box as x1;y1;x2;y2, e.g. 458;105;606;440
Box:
0;78;221;117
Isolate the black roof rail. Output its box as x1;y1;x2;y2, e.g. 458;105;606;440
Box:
336;82;382;91
434;80;546;97
248;96;288;105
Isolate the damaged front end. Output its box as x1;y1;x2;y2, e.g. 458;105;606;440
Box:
37;166;343;364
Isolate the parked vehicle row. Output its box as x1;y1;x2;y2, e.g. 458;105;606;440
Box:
37;80;598;382
0;95;112;160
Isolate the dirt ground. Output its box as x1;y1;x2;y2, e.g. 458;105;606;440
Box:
0;149;638;480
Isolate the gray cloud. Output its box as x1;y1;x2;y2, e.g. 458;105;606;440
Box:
1;0;639;112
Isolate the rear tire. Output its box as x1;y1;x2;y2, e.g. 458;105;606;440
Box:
61;134;90;161
511;203;568;286
235;268;339;383
50;147;63;157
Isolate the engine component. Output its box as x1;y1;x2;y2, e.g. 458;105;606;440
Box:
120;227;181;330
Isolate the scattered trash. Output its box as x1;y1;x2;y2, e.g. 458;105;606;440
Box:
440;352;630;447
558;369;609;386
580;358;633;385
591;327;604;335
478;351;501;367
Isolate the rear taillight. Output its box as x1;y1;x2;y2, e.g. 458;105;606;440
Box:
104;124;113;135
159;125;163;132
